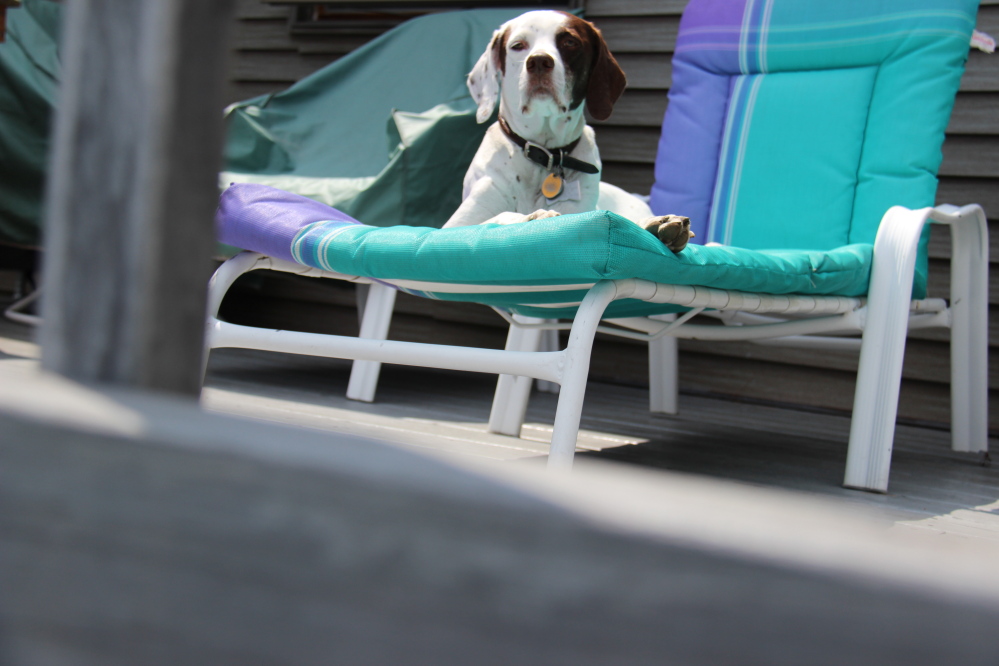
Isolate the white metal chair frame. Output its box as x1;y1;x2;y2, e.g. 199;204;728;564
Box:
206;203;989;493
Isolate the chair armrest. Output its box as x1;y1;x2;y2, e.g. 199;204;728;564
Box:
869;206;934;309
870;203;988;301
928;203;989;272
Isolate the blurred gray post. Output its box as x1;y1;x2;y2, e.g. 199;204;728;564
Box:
40;0;234;396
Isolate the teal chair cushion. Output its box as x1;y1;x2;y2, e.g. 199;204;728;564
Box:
217;184;872;320
285;202;873;320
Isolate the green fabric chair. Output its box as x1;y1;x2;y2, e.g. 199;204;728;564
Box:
222;8;525;231
0;0;60;250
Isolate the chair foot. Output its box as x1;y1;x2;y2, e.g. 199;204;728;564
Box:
489;374;533;436
488;317;546;436
843;206;925;493
648;314;678;415
547;281;620;470
346;283;396;402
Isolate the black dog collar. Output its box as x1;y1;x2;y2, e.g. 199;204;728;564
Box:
498;116;600;175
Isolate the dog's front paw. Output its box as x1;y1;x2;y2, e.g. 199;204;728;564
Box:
643;215;694;253
525;209;562;221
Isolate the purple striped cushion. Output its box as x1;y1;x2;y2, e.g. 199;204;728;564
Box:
216;183;361;262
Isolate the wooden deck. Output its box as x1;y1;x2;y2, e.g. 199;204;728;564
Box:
4;308;994;545
202;349;999;539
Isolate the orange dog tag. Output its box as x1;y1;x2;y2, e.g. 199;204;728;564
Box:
542;173;564;199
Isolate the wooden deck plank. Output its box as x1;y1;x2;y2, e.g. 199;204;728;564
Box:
2;309;996;543
203;348;647;458
200;347;999;534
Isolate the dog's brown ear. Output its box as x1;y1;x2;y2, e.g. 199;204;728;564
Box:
491;25;508;75
585;24;626;121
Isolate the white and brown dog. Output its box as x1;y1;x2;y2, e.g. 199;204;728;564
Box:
443;10;692;253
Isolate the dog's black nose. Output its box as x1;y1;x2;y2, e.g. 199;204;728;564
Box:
526;53;555;73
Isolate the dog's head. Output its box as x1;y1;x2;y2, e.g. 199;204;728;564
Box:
467;11;626;125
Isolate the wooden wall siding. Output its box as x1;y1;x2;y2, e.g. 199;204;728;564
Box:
225;0;998;431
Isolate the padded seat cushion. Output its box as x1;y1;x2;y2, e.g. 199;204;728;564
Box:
217;184;872;319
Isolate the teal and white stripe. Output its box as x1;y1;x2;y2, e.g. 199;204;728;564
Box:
291;220;362;270
708;74;763;245
758;0;775;73
710;0;775;244
739;0;776;74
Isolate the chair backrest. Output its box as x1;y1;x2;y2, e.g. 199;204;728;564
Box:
649;0;977;295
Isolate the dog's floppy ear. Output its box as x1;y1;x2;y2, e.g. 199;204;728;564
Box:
467;27;508;123
585;24;626;122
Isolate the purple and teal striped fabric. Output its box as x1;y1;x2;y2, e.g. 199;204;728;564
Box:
216;183;361;263
215;183;873;319
650;0;979;298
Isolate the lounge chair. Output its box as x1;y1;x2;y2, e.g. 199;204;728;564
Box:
208;0;988;493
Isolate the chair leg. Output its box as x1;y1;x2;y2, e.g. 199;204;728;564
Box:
844;207;925;493
203;252;267;384
648;314;679;415
346;282;397;402
947;206;989;453
536;325;561;394
548;281;620;470
488;316;546;436
845;309;909;493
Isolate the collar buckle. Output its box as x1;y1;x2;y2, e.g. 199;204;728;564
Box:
523;141;555;172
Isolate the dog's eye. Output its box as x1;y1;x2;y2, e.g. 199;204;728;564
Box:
510;41;527;51
562;38;580;49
